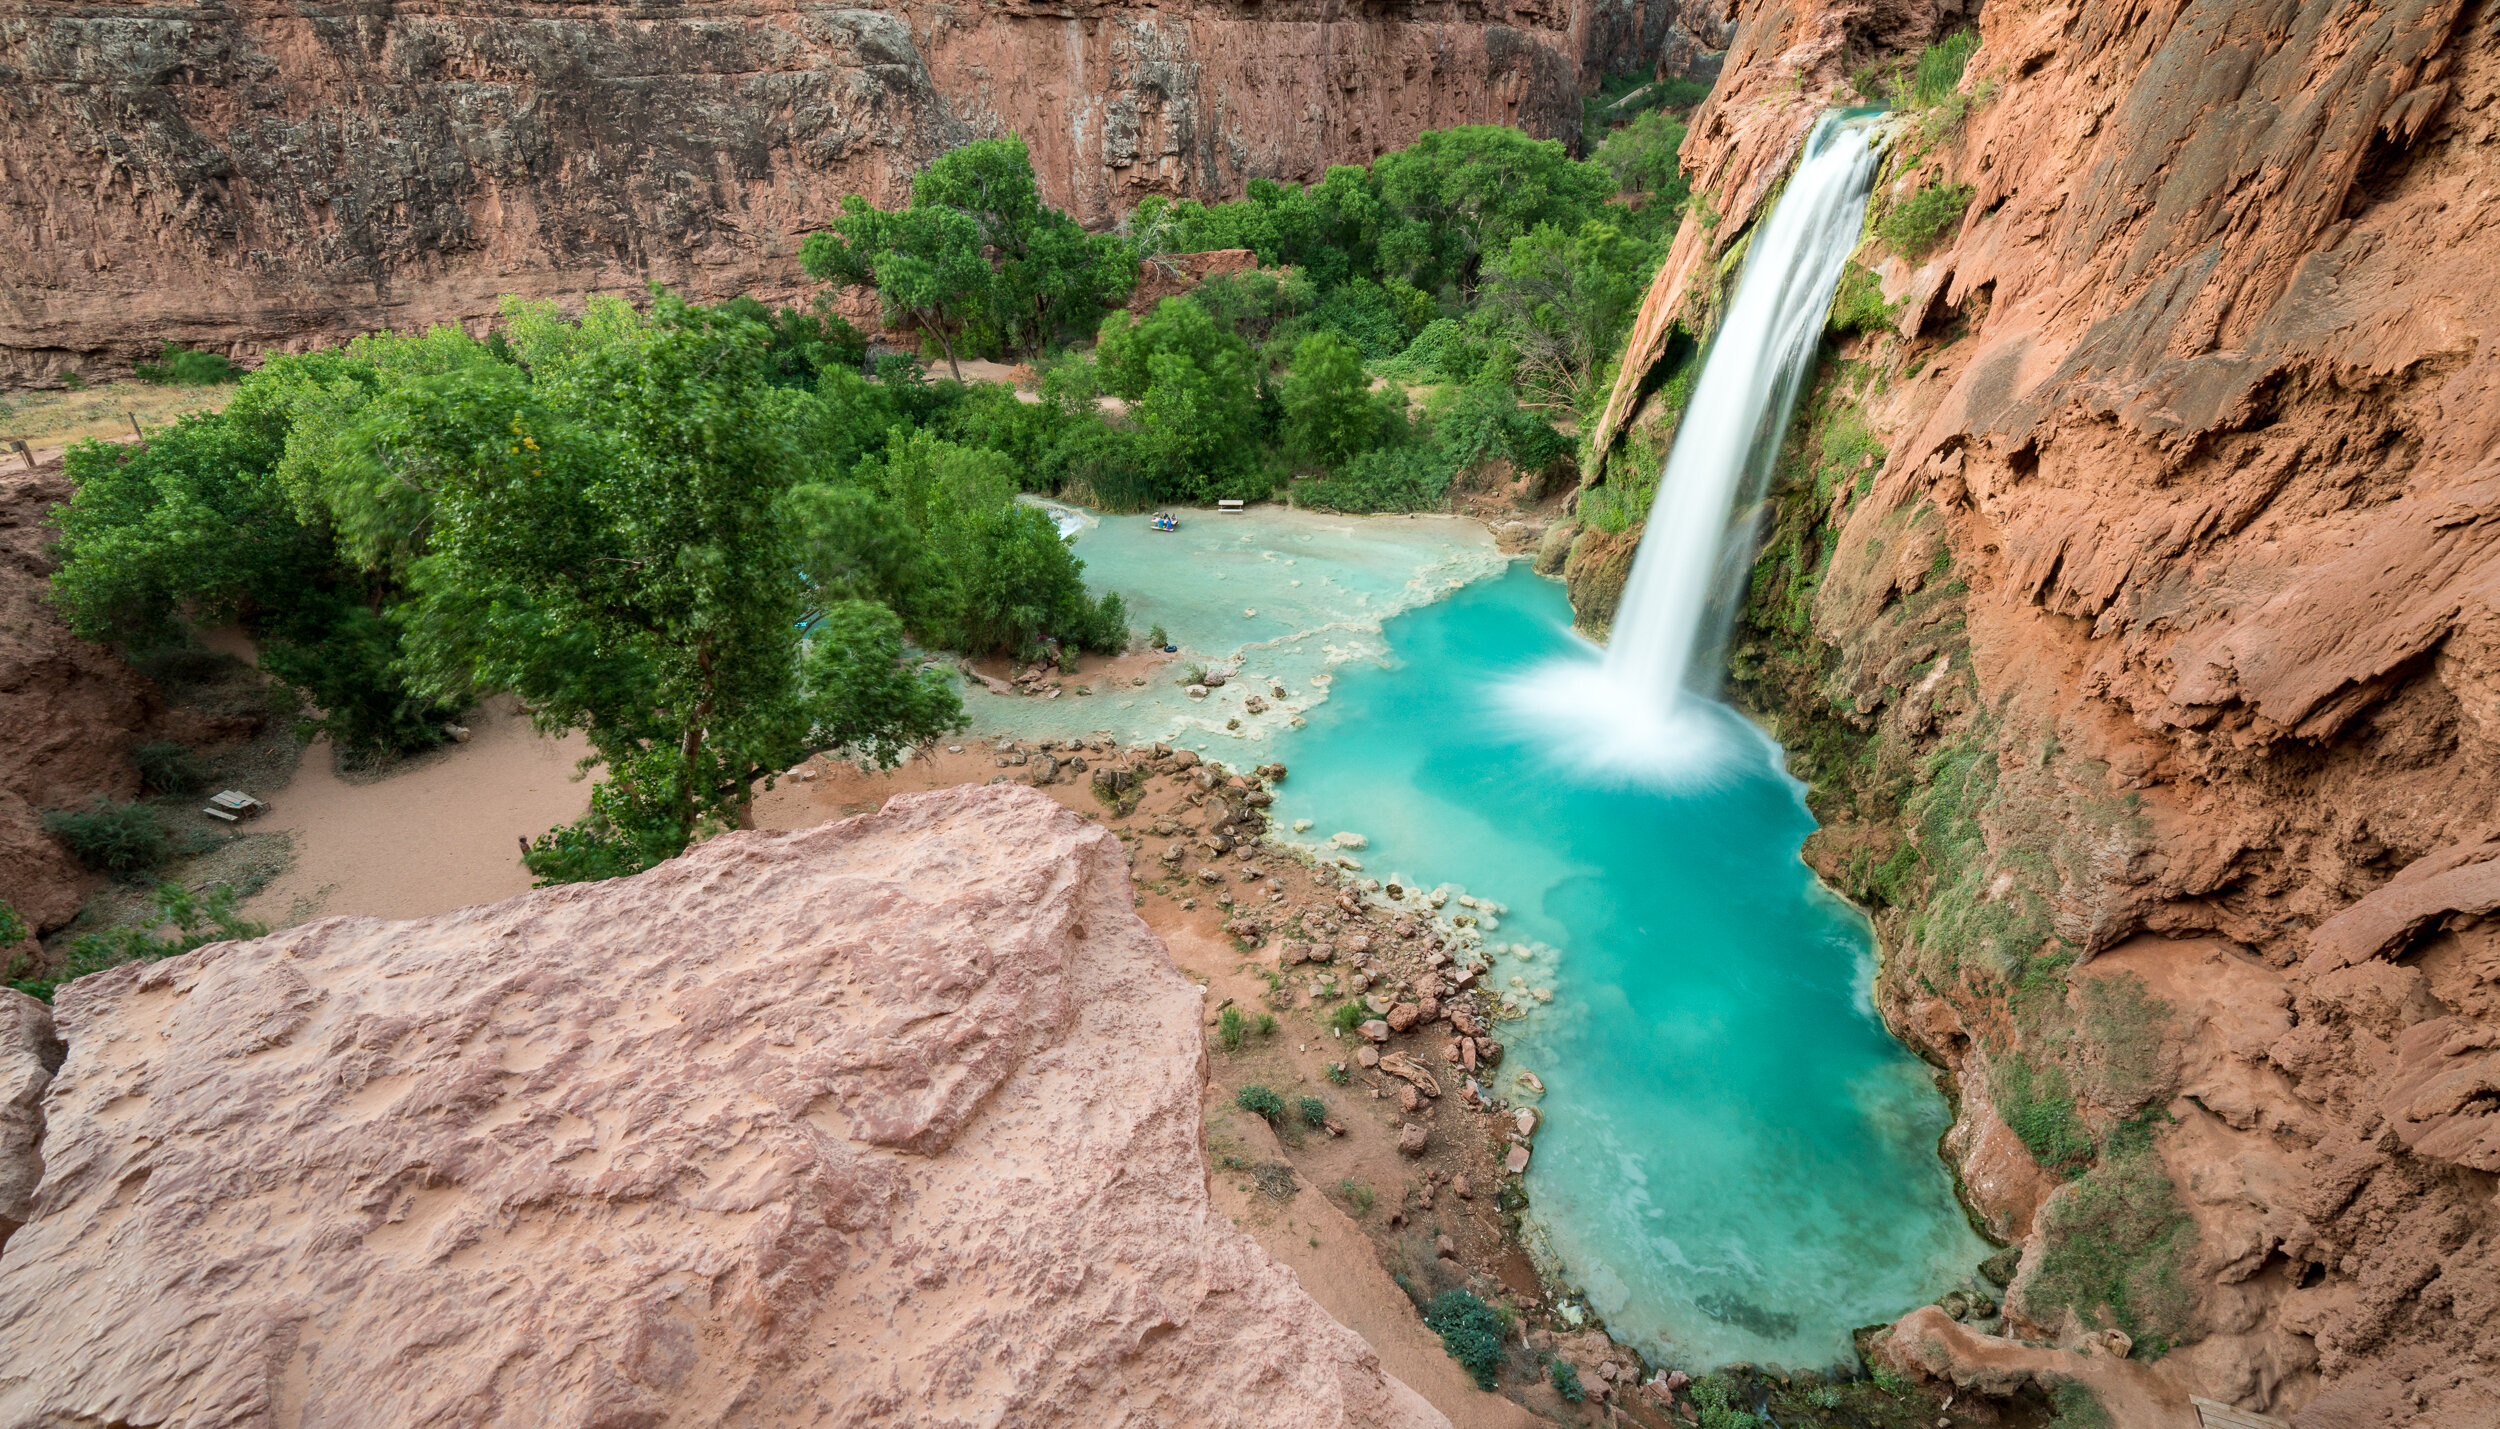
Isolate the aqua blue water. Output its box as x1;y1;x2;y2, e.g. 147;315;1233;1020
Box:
1268;564;1986;1369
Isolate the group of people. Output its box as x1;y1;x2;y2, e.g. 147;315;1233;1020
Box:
1150;512;1181;531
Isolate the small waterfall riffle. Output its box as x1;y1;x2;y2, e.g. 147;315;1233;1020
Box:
1509;114;1885;782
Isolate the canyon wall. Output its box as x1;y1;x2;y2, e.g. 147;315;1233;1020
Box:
1576;0;2500;1423
0;782;1450;1427
0;0;1727;385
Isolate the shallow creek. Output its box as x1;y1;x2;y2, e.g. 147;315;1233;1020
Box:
955;507;1986;1370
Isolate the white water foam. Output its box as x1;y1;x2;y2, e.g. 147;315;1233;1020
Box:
1513;114;1886;783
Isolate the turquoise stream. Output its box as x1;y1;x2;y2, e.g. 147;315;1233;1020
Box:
954;512;1984;1368
1263;564;1985;1367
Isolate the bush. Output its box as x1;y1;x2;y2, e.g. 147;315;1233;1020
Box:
1235;1084;1286;1122
1903;30;1980;107
11;882;266;1002
133;740;212;796
1828;262;1900;336
1297;1095;1329;1127
42;800;172;875
1878;182;1974;256
1337;1177;1376;1215
1327;1061;1351;1085
1217;1005;1250;1052
1298;445;1454;514
1330;1000;1369;1035
1421;1289;1513;1390
133;342;242;386
1691;1377;1761;1429
1549;1359;1586;1403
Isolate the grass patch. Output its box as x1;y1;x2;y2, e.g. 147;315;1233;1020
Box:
1992;1054;2095;1175
1337;1177;1376;1215
1828;261;1900;337
2079;971;2175;1114
2026;1130;2199;1352
133;740;213;797
9;882;265;1002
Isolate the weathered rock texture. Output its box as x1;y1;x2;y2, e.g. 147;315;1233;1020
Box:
0;460;161;936
1586;0;2500;1423
0;991;58;1251
0;0;1724;383
0;782;1447;1428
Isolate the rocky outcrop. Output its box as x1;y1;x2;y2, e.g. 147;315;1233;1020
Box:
0;0;1635;383
0;782;1447;1428
1588;0;2500;1422
0;461;160;935
0;991;58;1250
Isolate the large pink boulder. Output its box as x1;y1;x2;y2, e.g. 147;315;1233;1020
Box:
0;784;1445;1429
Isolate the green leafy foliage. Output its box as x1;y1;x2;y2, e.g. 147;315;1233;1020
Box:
1878;182;1975;256
1690;1376;1762;1429
801;137;1133;368
1992;1055;2095;1175
41;800;172;875
134;342;242;386
1549;1359;1586;1403
1296;1095;1328;1127
11;883;266;1003
1218;1005;1251;1052
1478;217;1660;416
1234;1084;1286;1122
132;740;211;796
1828;262;1901;336
1280;332;1378;471
1422;1290;1514;1390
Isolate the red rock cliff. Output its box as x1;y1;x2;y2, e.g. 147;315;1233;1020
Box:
1579;0;2500;1422
0;0;1730;383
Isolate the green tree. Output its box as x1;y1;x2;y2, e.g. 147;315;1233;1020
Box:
1367;126;1613;295
802;199;991;379
802;137;1134;368
390;296;966;878
1280;332;1376;471
1478;218;1659;415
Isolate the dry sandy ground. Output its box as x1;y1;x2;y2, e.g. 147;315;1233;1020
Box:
239;695;592;927
3;382;232;463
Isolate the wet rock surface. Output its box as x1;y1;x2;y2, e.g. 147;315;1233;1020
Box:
0;783;1445;1427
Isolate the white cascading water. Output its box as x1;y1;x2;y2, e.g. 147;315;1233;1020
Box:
1508;114;1886;782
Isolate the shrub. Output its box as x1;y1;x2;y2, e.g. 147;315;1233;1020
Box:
1235;1084;1286;1122
1327;1061;1352;1085
42;800;172;874
12;882;265;1002
1421;1289;1513;1390
1217;1005;1250;1052
1904;30;1980;107
1297;1095;1329;1127
2048;1378;2115;1429
1337;1177;1376;1215
1549;1359;1585;1403
1254;1012;1278;1037
1691;1376;1761;1429
1149;623;1169;648
133;342;242;386
1828;262;1899;337
1330;1000;1369;1035
132;740;212;796
1878;182;1974;256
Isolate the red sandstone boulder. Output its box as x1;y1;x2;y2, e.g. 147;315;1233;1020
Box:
0;785;1446;1429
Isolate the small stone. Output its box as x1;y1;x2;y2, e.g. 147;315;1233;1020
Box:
1398;1084;1421;1113
1514;1107;1539;1138
1451;1174;1471;1200
1186;685;1209;700
1386;1003;1422;1033
1356;1045;1381;1068
1504;1144;1530;1174
1359;1020;1390;1044
1461;1039;1478;1071
1434;1235;1455;1259
1397;1123;1429;1156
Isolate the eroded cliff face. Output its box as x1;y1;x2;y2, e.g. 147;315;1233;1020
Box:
0;0;1726;383
0;782;1451;1427
1583;0;2500;1423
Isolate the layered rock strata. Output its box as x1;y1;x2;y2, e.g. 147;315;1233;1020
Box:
0;0;1733;382
0;782;1447;1427
1579;0;2500;1422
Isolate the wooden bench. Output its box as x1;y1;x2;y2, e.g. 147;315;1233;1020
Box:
2193;1397;2291;1429
202;790;266;823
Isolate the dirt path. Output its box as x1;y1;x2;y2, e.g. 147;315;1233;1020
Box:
241;695;591;927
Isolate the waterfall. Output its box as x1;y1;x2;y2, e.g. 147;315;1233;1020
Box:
1508;114;1885;781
